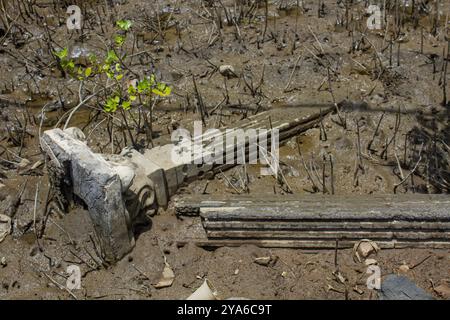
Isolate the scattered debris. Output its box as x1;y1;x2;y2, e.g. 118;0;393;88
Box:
187;279;219;300
433;283;450;299
254;255;278;267
353;240;380;263
353;286;364;295
153;260;175;289
398;264;410;274
379;275;434;300
219;65;237;78
332;270;347;284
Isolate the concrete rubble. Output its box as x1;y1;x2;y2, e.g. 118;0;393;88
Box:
40;106;331;262
41;128;209;262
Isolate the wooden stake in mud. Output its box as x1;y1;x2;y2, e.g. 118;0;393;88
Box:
420;27;424;54
263;0;269;40
443;40;449;106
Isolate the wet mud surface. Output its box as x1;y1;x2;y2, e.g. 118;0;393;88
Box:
0;0;449;299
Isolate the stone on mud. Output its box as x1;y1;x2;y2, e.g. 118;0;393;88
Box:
41;129;135;262
219;65;237;78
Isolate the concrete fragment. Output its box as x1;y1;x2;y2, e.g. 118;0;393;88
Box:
254;255;278;267
219;65;237;78
41;129;135;262
398;264;410;273
187;279;219;300
358;242;378;258
153;262;175;289
379;275;434;300
354;240;379;262
121;148;168;209
40;106;335;261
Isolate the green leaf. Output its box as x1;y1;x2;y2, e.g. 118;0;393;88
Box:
137;78;150;93
116;20;132;31
105;96;120;113
121;101;131;110
85;67;92;77
66;60;75;70
152;83;172;97
54;48;68;60
115;35;125;47
127;85;136;95
115;74;123;81
149;74;156;86
105;50;119;64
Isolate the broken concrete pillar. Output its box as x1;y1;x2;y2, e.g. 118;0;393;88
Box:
41;129;135;262
40;128;205;262
40;106;334;261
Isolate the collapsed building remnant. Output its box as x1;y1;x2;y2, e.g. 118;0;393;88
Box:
175;195;450;249
41;105;334;262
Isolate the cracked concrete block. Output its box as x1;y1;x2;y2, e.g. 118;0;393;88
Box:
41;129;134;262
143;144;213;196
121;149;168;209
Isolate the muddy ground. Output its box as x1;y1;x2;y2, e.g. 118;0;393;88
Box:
0;0;449;299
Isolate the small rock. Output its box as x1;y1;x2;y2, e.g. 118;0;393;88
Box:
353;285;364;295
219;65;237;78
0;256;6;267
254;255;278;267
353;240;379;262
398;264;410;274
153;262;175;289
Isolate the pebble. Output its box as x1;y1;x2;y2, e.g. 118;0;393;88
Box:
219;65;237;78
